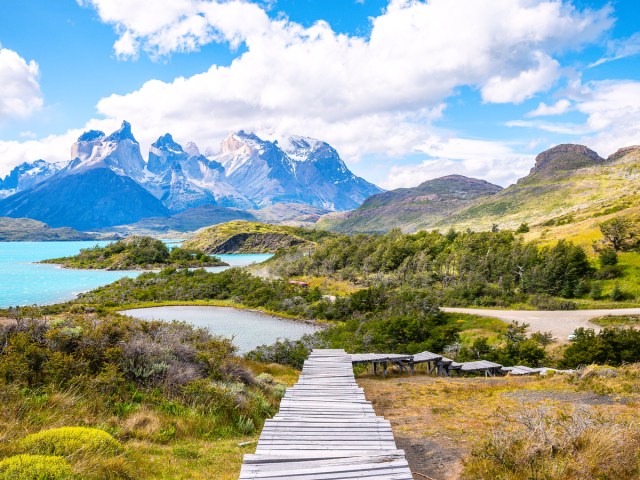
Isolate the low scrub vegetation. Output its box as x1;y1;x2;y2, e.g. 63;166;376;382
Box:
463;405;640;480
0;312;290;478
42;236;225;270
18;427;122;458
270;229;613;307
0;454;74;480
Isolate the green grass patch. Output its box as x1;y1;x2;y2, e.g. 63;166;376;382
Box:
590;315;640;327
444;313;508;345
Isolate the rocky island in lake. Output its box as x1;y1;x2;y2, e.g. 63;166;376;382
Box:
41;235;227;270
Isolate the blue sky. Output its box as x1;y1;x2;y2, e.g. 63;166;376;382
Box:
0;0;639;188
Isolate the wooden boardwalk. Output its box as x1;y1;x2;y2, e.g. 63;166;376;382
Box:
239;349;413;479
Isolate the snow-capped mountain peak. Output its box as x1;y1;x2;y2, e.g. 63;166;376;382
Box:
184;141;201;157
105;120;136;143
68;121;146;181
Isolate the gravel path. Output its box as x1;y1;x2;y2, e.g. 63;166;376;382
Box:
442;307;640;340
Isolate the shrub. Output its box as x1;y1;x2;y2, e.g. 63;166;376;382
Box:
590;281;603;300
562;328;640;367
610;284;630;301
598;248;618;266
594;264;624;279
530;294;577;310
462;406;640;480
18;427;122;457
0;454;73;479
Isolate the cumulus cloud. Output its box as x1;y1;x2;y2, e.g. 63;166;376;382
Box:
575;80;640;155
0;47;43;120
382;137;535;189
480;53;561;104
84;0;612;159
527;99;572;117
2;1;614;181
507;79;640;157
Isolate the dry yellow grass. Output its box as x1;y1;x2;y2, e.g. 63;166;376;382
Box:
357;366;640;480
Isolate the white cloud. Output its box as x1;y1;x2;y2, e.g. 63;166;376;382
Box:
589;32;640;68
1;1;614;181
86;0;612;159
383;137;534;189
506;119;590;135
507;79;640;157
575;80;640;155
527;99;572;117
0;48;43;120
480;53;561;104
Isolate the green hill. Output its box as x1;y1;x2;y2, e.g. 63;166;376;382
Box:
318;144;640;245
317;175;502;233
182;221;329;254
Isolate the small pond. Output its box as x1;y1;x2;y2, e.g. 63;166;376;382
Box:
120;305;320;353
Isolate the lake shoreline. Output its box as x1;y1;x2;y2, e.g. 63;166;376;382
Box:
120;304;321;353
116;300;325;327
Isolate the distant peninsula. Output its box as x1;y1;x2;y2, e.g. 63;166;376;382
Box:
0;216;113;241
41;235;227;270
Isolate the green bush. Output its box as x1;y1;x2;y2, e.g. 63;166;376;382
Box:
598;248;619;267
18;427;122;457
530;294;577;310
0;454;73;479
594;265;624;280
562;327;640;367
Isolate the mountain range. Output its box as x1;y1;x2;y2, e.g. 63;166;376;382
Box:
0;122;382;230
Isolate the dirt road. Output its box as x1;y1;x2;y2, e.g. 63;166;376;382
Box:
442;307;640;340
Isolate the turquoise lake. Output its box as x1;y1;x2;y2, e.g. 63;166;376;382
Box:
0;241;271;308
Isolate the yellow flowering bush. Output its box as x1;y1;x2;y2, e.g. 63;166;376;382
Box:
0;454;74;479
18;427;121;457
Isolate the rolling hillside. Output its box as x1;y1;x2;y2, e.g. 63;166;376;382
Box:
319;144;640;245
317;175;502;233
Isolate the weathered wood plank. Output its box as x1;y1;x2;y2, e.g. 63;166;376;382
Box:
238;349;413;480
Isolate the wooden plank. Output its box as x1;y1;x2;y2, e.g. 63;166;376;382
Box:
239;349;413;480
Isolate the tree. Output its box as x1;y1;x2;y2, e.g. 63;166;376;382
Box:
515;223;530;234
598;248;618;266
599;217;635;251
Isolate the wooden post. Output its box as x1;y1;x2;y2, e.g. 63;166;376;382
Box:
409;361;415;375
383;361;388;377
373;362;377;375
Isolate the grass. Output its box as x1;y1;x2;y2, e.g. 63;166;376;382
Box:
0;360;299;480
297;276;360;296
444;313;508;346
357;364;640;480
590;314;640;327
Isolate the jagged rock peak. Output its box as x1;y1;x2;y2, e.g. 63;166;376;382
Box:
152;133;184;153
606;145;640;163
105;120;136;143
184;142;200;157
219;130;264;155
77;130;105;142
529;144;604;175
